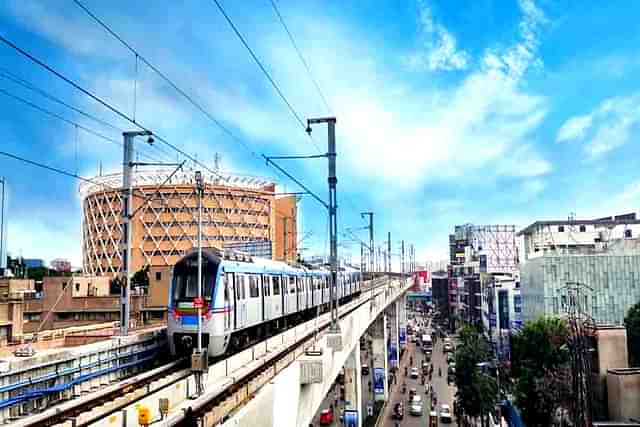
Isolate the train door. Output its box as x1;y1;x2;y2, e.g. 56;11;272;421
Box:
235;274;247;329
223;272;233;331
260;275;271;321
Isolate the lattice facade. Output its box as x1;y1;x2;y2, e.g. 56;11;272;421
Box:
80;168;288;275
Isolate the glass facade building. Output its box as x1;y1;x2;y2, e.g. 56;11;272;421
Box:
521;254;640;325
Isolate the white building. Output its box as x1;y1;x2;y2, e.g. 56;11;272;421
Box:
518;214;640;325
481;273;522;359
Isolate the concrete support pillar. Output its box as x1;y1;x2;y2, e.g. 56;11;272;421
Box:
386;301;399;370
344;345;362;427
398;297;407;354
371;313;388;402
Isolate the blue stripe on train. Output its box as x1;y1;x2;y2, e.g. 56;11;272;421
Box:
181;315;198;325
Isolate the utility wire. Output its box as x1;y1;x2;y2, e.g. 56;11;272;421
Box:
210;0;322;152
0;86;163;163
0;67;176;163
0;34;233;183
71;0;257;158
268;0;332;115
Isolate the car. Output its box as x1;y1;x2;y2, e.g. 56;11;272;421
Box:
443;343;454;353
409;387;417;399
409;395;423;416
446;353;455;364
440;404;453;423
361;364;370;376
13;346;35;357
319;408;334;426
392;402;404;420
410;367;420;379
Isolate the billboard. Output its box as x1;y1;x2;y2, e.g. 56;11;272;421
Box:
388;343;398;368
399;327;407;348
344;409;358;427
373;367;385;398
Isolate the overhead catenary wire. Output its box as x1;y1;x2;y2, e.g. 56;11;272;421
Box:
0;86;163;164
268;0;332;115
209;0;323;153
0;66;176;162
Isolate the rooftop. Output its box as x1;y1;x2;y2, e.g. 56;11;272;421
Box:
517;213;640;236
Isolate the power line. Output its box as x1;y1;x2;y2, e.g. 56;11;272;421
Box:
71;0;257;159
268;0;332;115
0;34;231;182
0;67;176;162
0;86;163;163
210;0;322;152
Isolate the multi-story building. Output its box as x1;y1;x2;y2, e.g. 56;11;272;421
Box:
80;168;297;276
519;214;640;325
22;274;166;332
481;274;521;360
449;224;518;327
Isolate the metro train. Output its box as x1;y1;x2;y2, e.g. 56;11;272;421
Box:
168;248;362;357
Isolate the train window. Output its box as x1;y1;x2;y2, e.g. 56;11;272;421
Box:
289;276;296;293
297;277;303;292
263;276;270;297
273;276;281;295
249;275;259;298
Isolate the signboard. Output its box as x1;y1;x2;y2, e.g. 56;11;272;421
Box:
344;409;358;427
388;343;398;368
399;327;407;348
373;367;385;398
193;297;204;309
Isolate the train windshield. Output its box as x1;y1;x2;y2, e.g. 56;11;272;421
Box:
172;255;220;302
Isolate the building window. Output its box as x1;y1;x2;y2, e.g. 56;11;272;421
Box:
625;229;632;238
155;271;162;281
558;225;565;232
75;283;80;292
579;225;586;232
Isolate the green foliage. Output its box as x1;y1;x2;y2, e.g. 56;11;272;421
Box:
454;325;498;419
511;317;570;427
624;301;640;367
26;267;71;281
131;265;150;289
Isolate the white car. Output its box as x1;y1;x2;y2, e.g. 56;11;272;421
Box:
440;404;453;423
410;367;420;379
409;395;423;416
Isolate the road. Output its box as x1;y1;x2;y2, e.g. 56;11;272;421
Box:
380;313;457;427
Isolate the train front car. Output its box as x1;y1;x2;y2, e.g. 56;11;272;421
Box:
168;250;229;358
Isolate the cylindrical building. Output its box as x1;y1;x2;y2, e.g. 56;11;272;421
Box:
80;168;296;275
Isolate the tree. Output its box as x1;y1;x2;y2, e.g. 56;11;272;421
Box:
511;317;570;427
624;301;640;367
131;265;150;290
454;325;498;424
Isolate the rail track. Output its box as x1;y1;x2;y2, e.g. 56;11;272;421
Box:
17;276;397;427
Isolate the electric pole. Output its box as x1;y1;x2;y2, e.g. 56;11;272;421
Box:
283;217;288;263
361;212;374;272
401;240;405;275
307;117;340;336
0;177;5;273
387;232;391;273
120;130;152;337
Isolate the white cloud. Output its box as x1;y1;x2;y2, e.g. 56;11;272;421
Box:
556;115;593;142
555;93;640;158
405;0;470;72
2;0;124;59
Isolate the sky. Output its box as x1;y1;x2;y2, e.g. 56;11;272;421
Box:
1;0;640;268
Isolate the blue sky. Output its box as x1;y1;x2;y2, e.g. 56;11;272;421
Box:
1;0;640;268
